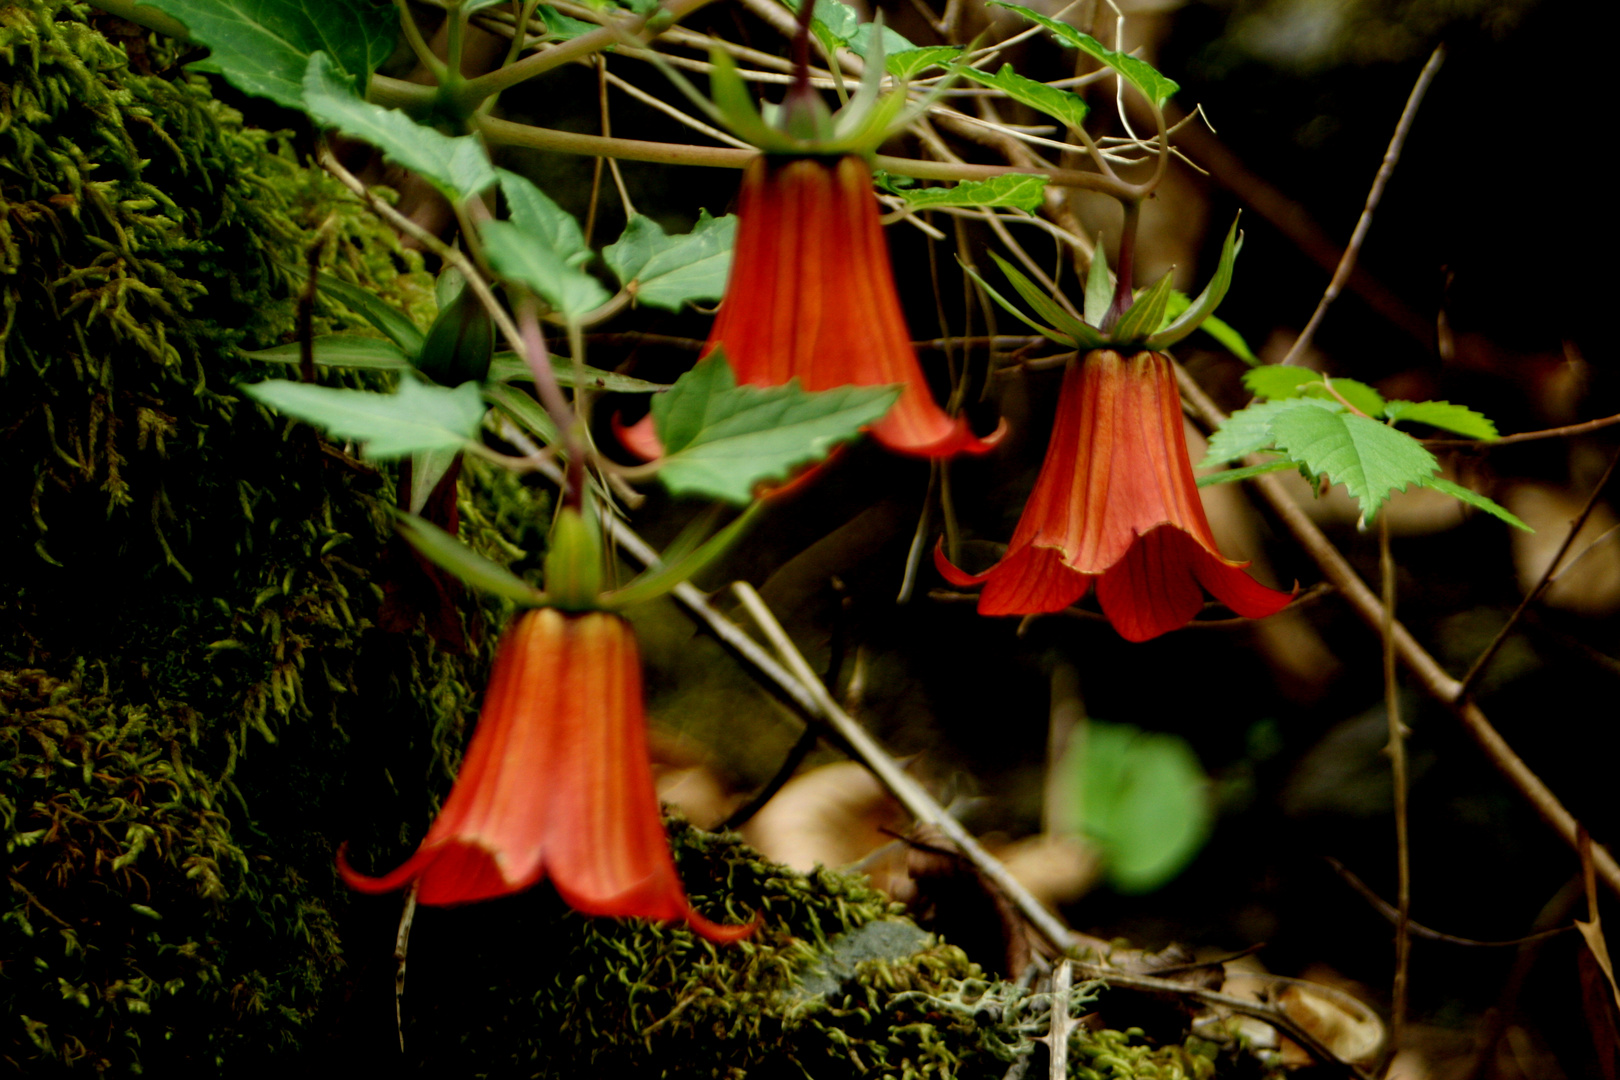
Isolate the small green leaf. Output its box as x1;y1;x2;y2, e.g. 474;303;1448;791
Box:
604;211;737;312
484;381;560;446
850;18;918;60
781;0;918;57
1385;400;1499;441
1308;377;1386;419
239;335;410;370
395;510;548;604
242;378;487;459
987;252;1105;348
1084;238;1111;327
1195;459;1295;487
953;63;1089;130
650;355;900;504
903;174;1048;213
302;54;497;202
536;3;600;39
138;0;395;109
1148;218;1240;348
481;219;611;320
495;169;591;268
988;1;1179;106
1111;271;1176;342
1200;397;1341;467
487;353;669;393
1269;406;1439;523
406;445;461;515
1056;722;1211;894
1242;365;1320;400
315;274;425;355
887;45;962;80
1418;476;1530;531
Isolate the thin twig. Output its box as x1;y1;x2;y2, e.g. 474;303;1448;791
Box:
1324;857;1573;948
394;881;419;1052
1174;363;1620;900
1379;514;1411;1070
1279;45;1444;366
1423;410;1620;448
1455;445;1620;698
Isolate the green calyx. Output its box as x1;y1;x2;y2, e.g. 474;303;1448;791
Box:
707;21;912;157
968;217;1242;352
394;499;763;614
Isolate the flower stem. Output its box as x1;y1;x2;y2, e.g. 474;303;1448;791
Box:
1379;514;1411;1068
1102;197;1140;332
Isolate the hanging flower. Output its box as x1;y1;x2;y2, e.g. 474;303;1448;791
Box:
701;154;999;458
935;350;1293;641
339;606;753;944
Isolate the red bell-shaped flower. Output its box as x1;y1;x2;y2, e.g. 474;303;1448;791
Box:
339;608;752;944
936;349;1292;641
707;154;999;458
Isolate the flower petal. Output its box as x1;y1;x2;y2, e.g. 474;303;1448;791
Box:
1190;547;1295;621
1094;527;1208;642
977;545;1092;615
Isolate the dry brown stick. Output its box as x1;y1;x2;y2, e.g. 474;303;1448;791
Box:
1280;45;1445;367
1456;445;1620;698
1174;365;1620;900
1424;411;1620;448
1379;515;1411;1067
1324;857;1573;948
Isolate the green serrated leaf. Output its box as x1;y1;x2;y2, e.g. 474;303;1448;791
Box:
242;378;486;459
495;169;590;268
1242;365;1319;400
303;54;496;202
1305;376;1386;419
1195;458;1295;487
953;63;1089;130
1084;238;1111;326
395;510;547;604
1112;271;1176;342
487;353;669;393
1148;219;1240;348
781;0;917;56
887;45;962;80
603;211;737;312
239;335;410;370
1269;407;1438;523
1056;722;1210;894
987;252;1105;348
650;355;900;504
988;1;1178;106
1200;397;1342;467
481;219;611;320
1417;476;1530;531
315;274;425;354
1385;400;1499;441
903;174;1048;212
138;0;395;109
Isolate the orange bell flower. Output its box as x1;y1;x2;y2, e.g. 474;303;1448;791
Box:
706;154;1000;458
935;349;1293;641
338;607;752;944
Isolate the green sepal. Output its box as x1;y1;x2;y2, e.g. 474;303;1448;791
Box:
605;501;764;609
1083;236;1111;327
415;280;494;386
395;509;548;605
1147;218;1240;348
708;48;789;150
957;259;1073;347
543;505;605;611
1111;270;1176;343
986;252;1107;348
